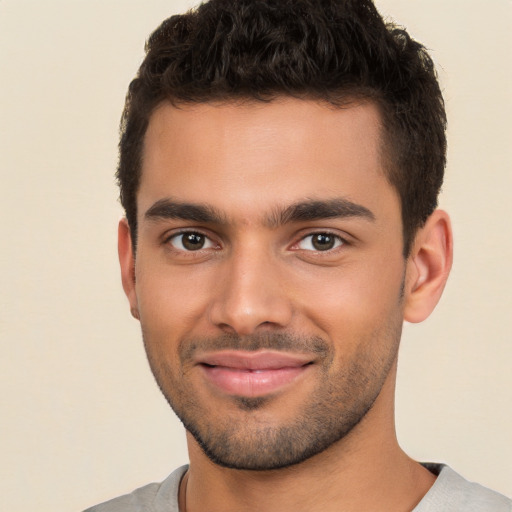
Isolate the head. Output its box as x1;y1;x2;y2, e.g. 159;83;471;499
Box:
117;0;452;472
118;0;447;257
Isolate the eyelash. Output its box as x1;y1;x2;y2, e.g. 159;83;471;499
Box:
293;232;346;252
164;230;218;252
163;229;348;255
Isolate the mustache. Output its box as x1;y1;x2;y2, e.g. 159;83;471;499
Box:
179;332;330;363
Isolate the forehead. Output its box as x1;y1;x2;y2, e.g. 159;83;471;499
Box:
138;98;397;223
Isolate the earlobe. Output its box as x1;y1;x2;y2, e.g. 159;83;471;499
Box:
118;218;139;319
403;210;453;323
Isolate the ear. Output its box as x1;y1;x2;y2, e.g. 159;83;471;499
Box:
118;218;139;320
403;210;453;323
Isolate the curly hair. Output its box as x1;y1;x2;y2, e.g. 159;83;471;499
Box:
118;0;446;256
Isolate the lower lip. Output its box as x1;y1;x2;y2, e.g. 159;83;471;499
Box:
200;365;309;397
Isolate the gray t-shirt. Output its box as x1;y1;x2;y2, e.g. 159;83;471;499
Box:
84;463;511;511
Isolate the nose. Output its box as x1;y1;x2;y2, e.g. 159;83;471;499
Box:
208;245;294;335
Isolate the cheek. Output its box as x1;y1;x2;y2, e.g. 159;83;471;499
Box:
293;256;405;338
135;263;215;341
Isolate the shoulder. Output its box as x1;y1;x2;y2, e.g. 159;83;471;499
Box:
82;465;188;512
415;463;511;512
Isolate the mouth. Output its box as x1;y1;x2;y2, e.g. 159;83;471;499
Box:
196;350;314;397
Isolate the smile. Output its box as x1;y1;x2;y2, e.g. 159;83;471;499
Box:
197;350;314;397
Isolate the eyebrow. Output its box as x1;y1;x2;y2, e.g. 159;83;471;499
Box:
144;198;228;224
266;198;375;228
143;197;375;227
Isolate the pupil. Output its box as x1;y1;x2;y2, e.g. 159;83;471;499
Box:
183;233;204;251
312;234;335;251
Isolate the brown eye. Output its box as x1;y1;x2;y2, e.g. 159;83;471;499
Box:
182;233;205;250
169;232;214;251
297;233;343;251
312;234;336;250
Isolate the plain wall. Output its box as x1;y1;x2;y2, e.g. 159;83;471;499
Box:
0;1;510;510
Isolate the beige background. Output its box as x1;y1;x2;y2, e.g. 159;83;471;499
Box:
0;1;511;510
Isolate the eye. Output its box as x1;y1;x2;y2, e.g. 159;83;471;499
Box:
297;233;344;251
168;232;216;251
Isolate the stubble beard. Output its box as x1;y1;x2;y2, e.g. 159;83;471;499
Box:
142;319;403;471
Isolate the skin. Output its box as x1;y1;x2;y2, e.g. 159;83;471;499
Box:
119;98;453;511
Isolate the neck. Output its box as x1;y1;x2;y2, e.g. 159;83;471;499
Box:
181;366;435;512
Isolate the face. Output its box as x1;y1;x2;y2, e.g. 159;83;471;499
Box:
124;99;409;470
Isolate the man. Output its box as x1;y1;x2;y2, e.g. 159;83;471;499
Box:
86;0;511;510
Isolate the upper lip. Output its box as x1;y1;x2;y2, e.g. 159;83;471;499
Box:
196;350;314;370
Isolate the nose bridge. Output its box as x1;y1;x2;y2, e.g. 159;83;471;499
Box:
209;238;293;334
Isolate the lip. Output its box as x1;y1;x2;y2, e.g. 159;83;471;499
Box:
197;350;313;397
